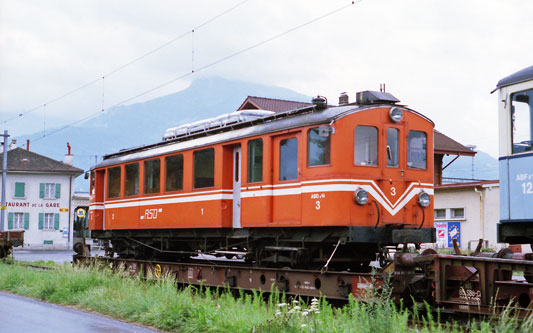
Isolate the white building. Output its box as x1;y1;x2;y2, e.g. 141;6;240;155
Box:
434;180;501;250
0;147;83;249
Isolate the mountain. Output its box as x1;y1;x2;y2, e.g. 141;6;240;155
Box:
14;76;499;192
442;150;499;181
14;77;311;191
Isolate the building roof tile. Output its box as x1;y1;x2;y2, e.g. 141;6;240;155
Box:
238;96;312;113
0;148;84;175
434;130;476;156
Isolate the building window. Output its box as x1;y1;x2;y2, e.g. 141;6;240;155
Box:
407;130;427;169
308;127;331;166
40;183;61;199
248;139;263;183
14;182;25;198
194;148;215;188
387;128;399;167
280;138;298;181
42;213;56;230
451;208;465;219
434;209;446;219
124;163;139;196
354;126;378;166
511;89;533;154
39;213;58;230
165;154;184;192
8;212;28;229
144;159;161;194
107;167;121;199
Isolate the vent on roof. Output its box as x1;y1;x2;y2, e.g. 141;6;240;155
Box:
338;92;349;105
311;95;327;110
355;90;400;105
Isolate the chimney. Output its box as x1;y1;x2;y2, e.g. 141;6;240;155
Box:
64;142;73;166
9;139;17;150
339;92;349;105
26;140;30;151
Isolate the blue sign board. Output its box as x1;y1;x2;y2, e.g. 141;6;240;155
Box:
447;222;461;247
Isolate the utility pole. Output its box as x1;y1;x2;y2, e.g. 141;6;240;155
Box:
0;130;9;232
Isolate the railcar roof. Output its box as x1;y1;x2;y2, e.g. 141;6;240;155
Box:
94;103;432;169
494;65;533;91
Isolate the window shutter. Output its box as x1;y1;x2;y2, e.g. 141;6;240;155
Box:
8;213;13;229
24;213;30;230
39;213;44;229
40;183;45;198
55;184;61;199
54;214;60;230
15;182;25;197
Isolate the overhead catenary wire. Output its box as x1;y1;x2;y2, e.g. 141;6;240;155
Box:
2;0;251;125
26;0;360;145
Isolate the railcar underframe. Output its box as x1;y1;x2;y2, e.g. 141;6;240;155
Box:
93;225;435;270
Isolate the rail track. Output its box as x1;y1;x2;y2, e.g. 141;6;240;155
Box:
73;239;533;319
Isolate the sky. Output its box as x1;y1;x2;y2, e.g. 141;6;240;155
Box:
1;0;532;158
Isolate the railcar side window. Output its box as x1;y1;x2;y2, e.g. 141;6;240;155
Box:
124;163;139;196
90;171;95;195
194;148;215;188
144;159;161;194
387;128;399;167
354;126;378;166
165;154;184;192
248;139;263;183
511;89;533;153
308;127;331;166
407;130;427;169
280;138;298;180
107;166;121;198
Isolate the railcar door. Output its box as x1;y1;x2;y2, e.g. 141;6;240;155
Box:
233;146;242;228
271;133;302;224
380;123;408;225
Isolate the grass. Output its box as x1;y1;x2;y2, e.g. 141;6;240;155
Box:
0;261;532;332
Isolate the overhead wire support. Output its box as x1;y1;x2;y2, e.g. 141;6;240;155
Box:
2;0;251;125
28;0;360;144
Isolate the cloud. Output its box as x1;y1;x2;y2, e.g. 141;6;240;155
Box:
1;0;532;157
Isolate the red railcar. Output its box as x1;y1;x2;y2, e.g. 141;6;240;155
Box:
89;91;435;269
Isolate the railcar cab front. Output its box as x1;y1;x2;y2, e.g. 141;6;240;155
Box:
494;65;533;245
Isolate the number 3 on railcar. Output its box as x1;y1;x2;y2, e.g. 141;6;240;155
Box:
88;90;436;270
494;65;533;248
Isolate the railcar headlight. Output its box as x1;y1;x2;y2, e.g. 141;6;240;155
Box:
354;189;369;205
389;107;403;123
418;192;430;207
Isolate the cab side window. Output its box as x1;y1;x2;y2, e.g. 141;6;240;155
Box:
107;166;121;198
124;163;139;196
511;89;533;153
308;127;331;166
144;159;161;194
407;130;427;169
280;138;298;180
248;139;263;183
165;154;183;192
194;148;215;188
354;126;378;166
387;128;399;167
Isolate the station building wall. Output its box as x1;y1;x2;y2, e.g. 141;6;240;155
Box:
1;173;77;249
434;182;500;250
